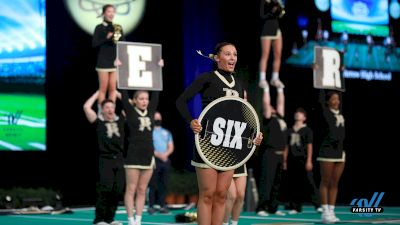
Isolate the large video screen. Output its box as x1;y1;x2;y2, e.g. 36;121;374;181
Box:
331;0;389;36
0;0;46;151
286;0;399;81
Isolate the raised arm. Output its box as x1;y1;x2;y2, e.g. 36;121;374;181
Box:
149;91;160;113
262;89;272;119
318;89;327;109
83;91;99;123
276;88;285;117
175;74;209;124
121;90;135;119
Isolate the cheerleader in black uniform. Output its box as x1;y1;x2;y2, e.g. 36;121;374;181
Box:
223;165;248;225
121;90;159;225
83;91;125;225
256;81;287;216
176;42;263;225
223;91;249;225
92;4;124;105
317;90;345;224
284;108;321;214
259;0;285;90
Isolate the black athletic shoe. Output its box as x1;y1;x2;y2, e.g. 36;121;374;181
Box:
147;207;156;215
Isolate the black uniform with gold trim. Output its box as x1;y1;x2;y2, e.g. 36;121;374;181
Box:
260;0;284;38
121;90;159;169
287;125;313;157
257;113;287;214
286;125;320;212
176;69;245;170
92;21;125;71
93;116;125;224
317;91;345;162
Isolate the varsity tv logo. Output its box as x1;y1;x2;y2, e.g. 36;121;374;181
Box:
350;192;384;216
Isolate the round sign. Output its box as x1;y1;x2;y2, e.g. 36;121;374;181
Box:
195;97;260;171
64;0;146;35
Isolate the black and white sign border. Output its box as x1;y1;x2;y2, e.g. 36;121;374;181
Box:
116;41;163;91
194;96;260;171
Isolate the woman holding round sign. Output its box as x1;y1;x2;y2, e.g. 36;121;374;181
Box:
92;4;124;106
176;42;263;225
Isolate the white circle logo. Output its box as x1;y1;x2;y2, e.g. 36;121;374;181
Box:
315;0;329;12
64;0;146;35
390;0;400;19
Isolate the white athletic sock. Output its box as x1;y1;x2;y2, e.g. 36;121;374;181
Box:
128;217;135;224
272;72;279;80
277;87;284;93
264;87;270;93
223;222;229;225
231;220;238;225
259;72;266;81
322;204;329;212
135;215;142;222
328;205;335;212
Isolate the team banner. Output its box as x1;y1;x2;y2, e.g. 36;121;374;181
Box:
195;97;260;171
313;46;345;92
117;41;163;90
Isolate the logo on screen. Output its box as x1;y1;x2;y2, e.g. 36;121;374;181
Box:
7;110;23;125
64;0;146;35
350;192;385;217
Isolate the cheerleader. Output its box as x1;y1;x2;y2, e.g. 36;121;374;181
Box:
223;91;249;225
121;89;159;225
259;0;285;89
256;81;287;216
176;42;263;225
317;90;345;223
83;91;124;225
92;4;124;105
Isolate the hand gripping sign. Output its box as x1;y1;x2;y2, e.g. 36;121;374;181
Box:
313;46;345;92
117;41;163;90
195;96;260;171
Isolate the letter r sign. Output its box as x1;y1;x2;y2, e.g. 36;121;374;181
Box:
313;46;345;92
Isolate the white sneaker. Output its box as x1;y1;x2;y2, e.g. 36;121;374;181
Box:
270;79;285;88
128;221;136;225
93;222;109;225
256;210;269;216
330;211;340;222
321;212;336;224
109;221;123;225
258;79;269;89
288;209;299;215
274;210;286;216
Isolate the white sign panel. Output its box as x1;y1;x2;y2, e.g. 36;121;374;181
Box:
117;41;162;90
313;46;345;92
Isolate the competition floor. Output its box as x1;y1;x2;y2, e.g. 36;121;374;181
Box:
1;205;400;225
